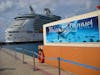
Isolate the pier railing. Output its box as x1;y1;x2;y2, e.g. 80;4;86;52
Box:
3;47;100;75
3;47;62;75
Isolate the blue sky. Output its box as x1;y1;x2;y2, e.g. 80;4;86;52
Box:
0;0;100;42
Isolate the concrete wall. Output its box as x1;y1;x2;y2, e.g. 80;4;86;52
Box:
43;10;100;75
43;46;100;75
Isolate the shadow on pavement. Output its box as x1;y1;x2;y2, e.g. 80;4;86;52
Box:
0;68;16;71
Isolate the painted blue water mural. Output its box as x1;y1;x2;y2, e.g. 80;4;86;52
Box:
46;16;99;43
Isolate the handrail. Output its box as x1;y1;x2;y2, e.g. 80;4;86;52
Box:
15;47;100;71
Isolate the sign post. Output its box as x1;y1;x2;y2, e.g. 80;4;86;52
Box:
32;50;36;71
57;57;61;75
22;49;25;64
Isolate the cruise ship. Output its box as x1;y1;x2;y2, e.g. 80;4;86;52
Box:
5;6;61;43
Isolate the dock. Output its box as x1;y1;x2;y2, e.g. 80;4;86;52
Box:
0;48;76;75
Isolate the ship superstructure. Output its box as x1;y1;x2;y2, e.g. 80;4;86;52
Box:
5;6;61;42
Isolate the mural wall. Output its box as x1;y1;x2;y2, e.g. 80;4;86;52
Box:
46;16;99;43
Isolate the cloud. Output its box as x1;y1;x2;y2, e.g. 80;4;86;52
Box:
0;0;13;13
24;0;93;17
86;1;91;9
18;0;29;8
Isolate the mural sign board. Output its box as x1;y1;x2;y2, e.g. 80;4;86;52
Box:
45;16;99;43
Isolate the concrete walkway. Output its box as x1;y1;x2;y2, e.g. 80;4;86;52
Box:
0;48;44;75
0;48;76;75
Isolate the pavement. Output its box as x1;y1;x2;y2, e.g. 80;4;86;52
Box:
0;48;76;75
